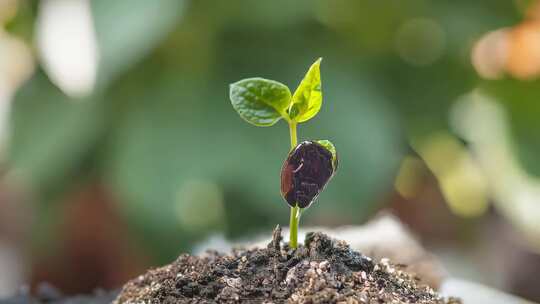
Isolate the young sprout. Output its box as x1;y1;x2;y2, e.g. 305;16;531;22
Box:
229;58;338;248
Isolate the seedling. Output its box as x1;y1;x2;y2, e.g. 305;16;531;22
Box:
229;58;338;248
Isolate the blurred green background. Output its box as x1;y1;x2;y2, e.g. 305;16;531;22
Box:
1;0;540;301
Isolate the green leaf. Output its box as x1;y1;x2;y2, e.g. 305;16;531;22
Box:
316;139;338;170
289;58;323;123
229;78;291;126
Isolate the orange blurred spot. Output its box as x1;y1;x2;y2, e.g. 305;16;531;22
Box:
507;20;540;80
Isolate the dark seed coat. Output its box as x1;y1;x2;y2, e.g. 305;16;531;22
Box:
281;141;337;208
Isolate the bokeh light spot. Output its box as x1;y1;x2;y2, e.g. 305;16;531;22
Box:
394;156;424;199
507;20;540;80
471;29;509;80
176;180;225;232
395;18;446;66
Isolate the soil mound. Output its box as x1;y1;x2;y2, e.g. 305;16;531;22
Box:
115;227;460;303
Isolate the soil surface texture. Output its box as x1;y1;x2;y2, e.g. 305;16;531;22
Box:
115;227;461;303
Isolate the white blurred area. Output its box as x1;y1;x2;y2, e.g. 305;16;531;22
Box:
36;0;98;98
451;92;540;252
0;241;24;297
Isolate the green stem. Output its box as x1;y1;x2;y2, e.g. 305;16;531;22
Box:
289;205;300;248
288;122;300;249
289;122;298;148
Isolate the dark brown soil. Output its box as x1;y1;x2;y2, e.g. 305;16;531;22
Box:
115;227;461;303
